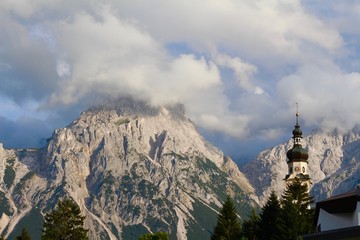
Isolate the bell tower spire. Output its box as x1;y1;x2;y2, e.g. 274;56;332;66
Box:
296;102;299;125
284;104;311;188
293;103;302;146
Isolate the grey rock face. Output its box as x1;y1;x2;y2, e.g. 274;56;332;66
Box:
0;99;256;240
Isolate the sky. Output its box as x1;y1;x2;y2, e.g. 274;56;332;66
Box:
1;0;360;162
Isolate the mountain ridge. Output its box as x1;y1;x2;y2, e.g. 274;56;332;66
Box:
0;99;256;239
1;99;360;238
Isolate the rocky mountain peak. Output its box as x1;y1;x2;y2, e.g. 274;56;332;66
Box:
86;97;186;120
0;98;256;240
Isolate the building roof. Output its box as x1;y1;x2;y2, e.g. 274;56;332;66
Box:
313;185;360;228
316;185;360;214
303;225;360;240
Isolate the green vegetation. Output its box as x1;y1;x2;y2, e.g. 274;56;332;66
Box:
186;199;218;239
4;166;15;189
258;191;282;240
7;208;43;240
211;179;315;240
122;224;148;240
242;208;261;240
115;118;130;125
194;157;254;217
41;198;88;240
278;179;314;240
0;191;13;216
13;171;35;195
164;151;189;161
16;228;32;240
138;180;158;198
4;159;16;189
139;232;169;240
211;196;241;240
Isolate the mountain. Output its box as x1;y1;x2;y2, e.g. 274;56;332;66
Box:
0;98;257;240
243;129;360;205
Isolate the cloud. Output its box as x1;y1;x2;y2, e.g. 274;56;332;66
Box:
0;0;360;160
44;9;224;109
277;64;360;132
115;0;342;67
211;50;259;93
0;10;57;103
56;60;71;78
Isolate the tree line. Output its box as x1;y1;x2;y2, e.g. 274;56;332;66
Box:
211;178;315;240
2;198;169;240
1;198;88;240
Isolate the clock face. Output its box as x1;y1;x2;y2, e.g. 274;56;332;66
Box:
295;166;300;172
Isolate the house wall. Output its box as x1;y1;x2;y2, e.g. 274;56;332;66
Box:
354;202;360;226
318;209;354;231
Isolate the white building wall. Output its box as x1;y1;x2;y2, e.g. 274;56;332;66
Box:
288;161;308;178
318;209;354;231
354;202;360;226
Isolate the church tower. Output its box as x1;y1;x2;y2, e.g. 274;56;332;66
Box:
284;108;311;188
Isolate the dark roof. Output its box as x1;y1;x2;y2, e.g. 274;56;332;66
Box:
287;145;309;163
303;226;360;240
316;186;360;213
314;186;360;228
287;113;309;163
284;173;310;181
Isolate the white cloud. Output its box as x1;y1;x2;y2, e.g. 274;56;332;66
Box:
260;128;284;140
46;9;223;107
277;64;360;132
115;0;342;67
1;0;360;155
56;60;71;78
212;50;259;92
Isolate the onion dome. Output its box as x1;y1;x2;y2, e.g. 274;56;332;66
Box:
286;112;309;163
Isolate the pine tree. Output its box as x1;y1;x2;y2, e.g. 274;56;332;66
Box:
211;195;241;240
241;208;260;240
16;228;32;240
42;198;88;240
258;191;282;240
278;178;314;240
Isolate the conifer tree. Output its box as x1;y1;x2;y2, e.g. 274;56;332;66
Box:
211;195;241;240
241;208;260;240
42;198;88;240
258;191;282;240
16;228;32;240
278;178;314;240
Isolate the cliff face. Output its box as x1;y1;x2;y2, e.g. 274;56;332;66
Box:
0;99;256;240
243;129;360;205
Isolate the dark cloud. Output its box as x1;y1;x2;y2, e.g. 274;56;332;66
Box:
0;116;51;148
0;14;58;104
